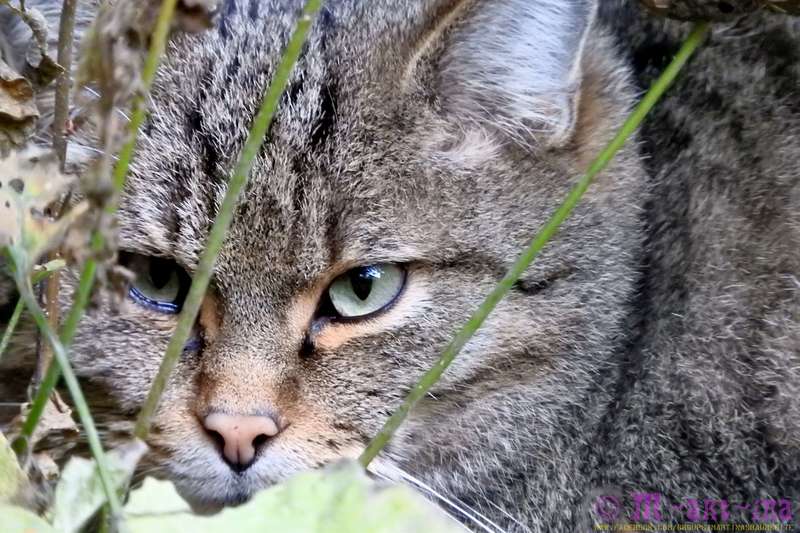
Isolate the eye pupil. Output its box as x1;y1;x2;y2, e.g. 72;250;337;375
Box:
350;268;374;301
148;258;172;290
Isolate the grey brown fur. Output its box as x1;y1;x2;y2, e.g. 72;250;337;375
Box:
1;1;799;531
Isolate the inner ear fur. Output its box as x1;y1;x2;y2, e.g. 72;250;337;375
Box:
405;0;598;148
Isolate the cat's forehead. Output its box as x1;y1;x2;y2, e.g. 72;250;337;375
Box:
117;2;406;267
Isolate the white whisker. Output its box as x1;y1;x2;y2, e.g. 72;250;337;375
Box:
370;461;506;533
67;142;115;159
485;499;532;533
81;86;131;122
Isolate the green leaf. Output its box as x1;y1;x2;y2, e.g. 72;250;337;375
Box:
51;439;147;533
0;504;56;533
0;432;25;503
35;259;67;275
125;460;466;533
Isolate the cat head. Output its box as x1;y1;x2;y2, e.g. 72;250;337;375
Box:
61;0;643;512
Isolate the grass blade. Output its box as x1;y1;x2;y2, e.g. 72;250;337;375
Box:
1;263;65;364
10;262;123;520
0;300;24;362
13;260;96;454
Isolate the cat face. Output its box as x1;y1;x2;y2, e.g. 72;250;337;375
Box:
58;0;644;512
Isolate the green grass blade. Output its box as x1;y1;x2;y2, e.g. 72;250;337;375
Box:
13;260;96;454
11;265;123;520
0;300;24;362
1;264;65;364
134;0;326;440
359;22;711;467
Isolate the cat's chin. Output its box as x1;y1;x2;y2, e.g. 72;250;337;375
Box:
172;472;265;516
185;498;227;516
173;479;257;514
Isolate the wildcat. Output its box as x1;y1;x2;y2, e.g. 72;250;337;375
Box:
1;0;799;531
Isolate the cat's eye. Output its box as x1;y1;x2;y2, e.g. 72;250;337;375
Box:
121;252;191;314
326;264;406;319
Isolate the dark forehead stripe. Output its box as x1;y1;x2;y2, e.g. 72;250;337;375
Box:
310;84;337;150
211;0;341;162
185;65;225;239
277;74;338;153
187;68;221;179
264;7;339;161
247;0;259;21
318;5;335;36
218;0;237;41
310;7;338;151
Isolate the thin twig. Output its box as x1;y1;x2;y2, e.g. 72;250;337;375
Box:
358;22;711;468
53;0;77;164
134;0;326;440
0;265;64;363
36;0;78;390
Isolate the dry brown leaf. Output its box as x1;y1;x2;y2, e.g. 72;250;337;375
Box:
7;397;79;454
19;7;63;86
0;59;38;147
28;398;79;450
0;3;63;86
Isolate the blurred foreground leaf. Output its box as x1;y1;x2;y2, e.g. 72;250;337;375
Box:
0;432;26;503
0;149;87;271
51;439;147;533
125;460;466;533
0;504;55;533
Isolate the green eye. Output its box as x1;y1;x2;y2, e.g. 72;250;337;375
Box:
327;264;406;319
121;252;190;314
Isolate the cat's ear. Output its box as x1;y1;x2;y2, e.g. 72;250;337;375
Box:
413;0;597;147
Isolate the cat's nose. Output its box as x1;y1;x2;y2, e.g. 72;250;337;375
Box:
203;412;280;472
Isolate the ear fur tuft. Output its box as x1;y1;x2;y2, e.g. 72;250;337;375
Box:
435;0;597;146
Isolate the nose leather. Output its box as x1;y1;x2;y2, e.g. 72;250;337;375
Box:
203;413;280;469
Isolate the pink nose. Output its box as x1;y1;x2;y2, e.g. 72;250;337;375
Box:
203;413;280;471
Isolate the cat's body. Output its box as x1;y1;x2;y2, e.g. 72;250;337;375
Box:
1;1;799;531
